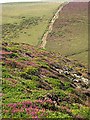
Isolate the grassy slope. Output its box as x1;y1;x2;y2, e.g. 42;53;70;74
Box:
2;2;90;119
2;41;90;119
46;2;88;64
2;2;60;46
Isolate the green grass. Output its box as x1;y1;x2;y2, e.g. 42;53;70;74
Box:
2;2;60;45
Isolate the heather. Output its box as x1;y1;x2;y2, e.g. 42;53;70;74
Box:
2;42;90;119
1;1;90;119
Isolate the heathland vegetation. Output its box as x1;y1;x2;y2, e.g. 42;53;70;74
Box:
1;1;90;119
2;41;90;119
46;2;88;64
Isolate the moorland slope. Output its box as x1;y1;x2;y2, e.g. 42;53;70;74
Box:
1;1;90;119
2;41;90;119
46;2;88;64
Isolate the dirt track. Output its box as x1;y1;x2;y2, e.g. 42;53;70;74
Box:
40;2;68;49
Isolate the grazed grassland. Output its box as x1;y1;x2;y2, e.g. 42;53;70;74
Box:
2;2;60;45
46;2;88;64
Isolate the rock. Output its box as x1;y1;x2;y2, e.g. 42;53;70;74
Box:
73;79;79;83
59;69;63;74
74;74;81;79
51;63;61;69
64;71;70;75
76;85;81;89
81;77;88;85
63;66;69;71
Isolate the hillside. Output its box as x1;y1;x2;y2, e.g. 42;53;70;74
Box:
2;41;90;119
1;1;90;119
46;2;88;64
2;2;60;46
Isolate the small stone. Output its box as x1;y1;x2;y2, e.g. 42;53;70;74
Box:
73;79;79;82
64;71;70;75
59;69;63;74
81;77;88;85
74;74;81;79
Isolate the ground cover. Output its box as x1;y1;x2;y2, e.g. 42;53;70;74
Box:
46;2;88;64
2;2;60;45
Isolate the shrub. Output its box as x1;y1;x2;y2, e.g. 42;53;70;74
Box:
24;66;39;76
20;72;31;79
2;72;12;78
80;107;90;119
31;75;39;81
3;100;48;118
9;53;18;58
46;111;71;118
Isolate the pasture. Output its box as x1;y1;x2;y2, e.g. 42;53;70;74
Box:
2;2;60;46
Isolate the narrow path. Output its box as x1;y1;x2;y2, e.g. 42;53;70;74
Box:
40;2;69;49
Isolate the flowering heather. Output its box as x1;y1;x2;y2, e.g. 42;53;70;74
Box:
3;99;53;118
5;60;27;69
0;51;13;55
5;78;17;84
2;9;90;119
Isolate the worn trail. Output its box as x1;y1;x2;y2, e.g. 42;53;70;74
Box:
40;2;68;49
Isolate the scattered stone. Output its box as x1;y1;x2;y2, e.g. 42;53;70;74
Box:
73;79;79;83
64;71;70;75
74;74;81;79
81;77;89;85
59;69;63;74
51;63;61;69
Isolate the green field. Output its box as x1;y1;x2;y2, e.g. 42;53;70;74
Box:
46;2;88;65
2;2;60;46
